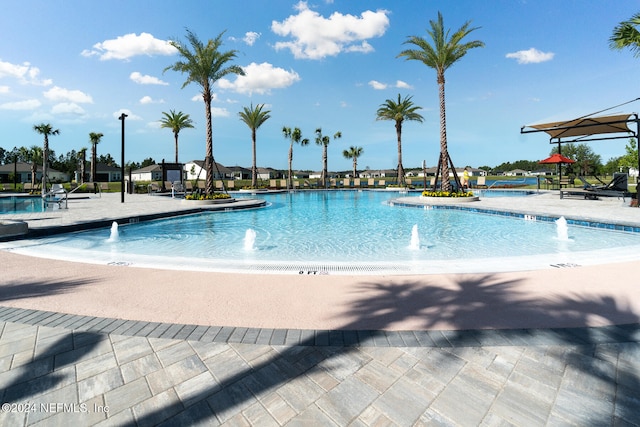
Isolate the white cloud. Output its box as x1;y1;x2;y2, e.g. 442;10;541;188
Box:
211;107;230;117
0;85;9;94
139;95;164;105
51;102;86;115
113;109;142;120
130;71;169;85
244;31;261;46
82;32;177;61
0;99;41;110
44;86;93;103
506;48;554;64
369;80;387;90
368;80;413;90
218;62;300;95
271;1;390;59
0;59;52;85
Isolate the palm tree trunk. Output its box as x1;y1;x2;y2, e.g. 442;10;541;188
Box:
174;132;179;164
251;128;257;188
352;158;357;179
204;89;214;194
288;143;294;189
91;144;96;183
322;146;328;188
438;76;451;191
396;122;405;187
42;135;48;194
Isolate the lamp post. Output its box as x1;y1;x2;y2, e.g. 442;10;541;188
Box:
119;113;127;203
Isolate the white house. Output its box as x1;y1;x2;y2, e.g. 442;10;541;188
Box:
130;164;163;182
184;160;232;181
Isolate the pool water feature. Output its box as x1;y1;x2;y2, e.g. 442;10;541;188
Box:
3;191;640;275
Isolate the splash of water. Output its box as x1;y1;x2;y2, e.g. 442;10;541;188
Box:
555;216;569;241
106;221;119;242
409;224;420;250
244;228;257;251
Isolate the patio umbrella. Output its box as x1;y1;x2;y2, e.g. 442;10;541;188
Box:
538;153;576;189
538;153;576;165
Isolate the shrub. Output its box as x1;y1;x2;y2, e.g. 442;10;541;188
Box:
421;190;474;198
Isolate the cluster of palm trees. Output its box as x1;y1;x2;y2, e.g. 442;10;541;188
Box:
163;12;485;193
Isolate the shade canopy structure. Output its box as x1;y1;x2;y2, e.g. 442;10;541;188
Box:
538;153;576;165
522;114;637;143
521;110;640;186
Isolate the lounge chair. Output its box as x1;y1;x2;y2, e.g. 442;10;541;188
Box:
269;179;278;189
227;180;235;190
215;180;224;190
368;178;375;187
353;178;361;188
280;179;288;189
343;178;350;188
378;179;385;187
561;173;629;200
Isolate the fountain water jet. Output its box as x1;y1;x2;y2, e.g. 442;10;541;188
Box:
107;222;119;242
244;229;257;251
555;216;569;241
409;224;420;250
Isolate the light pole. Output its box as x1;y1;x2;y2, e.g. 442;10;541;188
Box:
119;113;127;203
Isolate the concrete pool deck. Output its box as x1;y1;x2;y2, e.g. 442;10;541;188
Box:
0;190;639;425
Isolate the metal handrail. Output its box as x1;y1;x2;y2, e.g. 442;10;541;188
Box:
488;178;528;189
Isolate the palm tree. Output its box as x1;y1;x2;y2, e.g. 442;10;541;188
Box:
282;127;309;189
375;94;424;187
398;11;484;191
610;12;640;56
315;128;342;188
33;123;59;194
238;103;271;188
78;147;87;183
343;146;364;179
159;110;194;164
165;29;244;194
27;146;42;193
88;132;103;183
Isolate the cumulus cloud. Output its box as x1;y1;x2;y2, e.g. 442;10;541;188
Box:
506;48;554;64
82;32;177;61
130;71;168;85
243;31;261;46
211;107;230;117
113;109;142;120
0;99;41;110
51;102;86;115
0;59;52;85
368;80;413;90
368;80;387;90
0;85;9;94
218;62;300;95
44;86;93;103
271;1;390;59
139;95;164;104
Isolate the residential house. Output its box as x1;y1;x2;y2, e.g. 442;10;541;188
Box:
130;164;163;182
0;162;68;183
184;160;232;182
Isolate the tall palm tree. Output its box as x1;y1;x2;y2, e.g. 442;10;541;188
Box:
375;94;424;187
27;146;42;193
165;29;244;194
610;12;640;56
238;103;271;188
315;128;342;188
88;132;103;183
159;110;194;164
398;11;484;191
33;123;59;194
343;146;364;179
282;127;309;189
78;147;87;183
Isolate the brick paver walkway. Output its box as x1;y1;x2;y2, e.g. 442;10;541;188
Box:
1;306;639;426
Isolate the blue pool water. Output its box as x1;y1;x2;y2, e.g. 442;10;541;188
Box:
0;196;47;214
6;191;640;274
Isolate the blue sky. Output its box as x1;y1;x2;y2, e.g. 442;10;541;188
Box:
1;0;639;172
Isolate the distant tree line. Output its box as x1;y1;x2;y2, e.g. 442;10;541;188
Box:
0;145;156;177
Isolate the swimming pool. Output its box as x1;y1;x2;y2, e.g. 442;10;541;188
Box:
4;191;640;275
0;196;47;214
